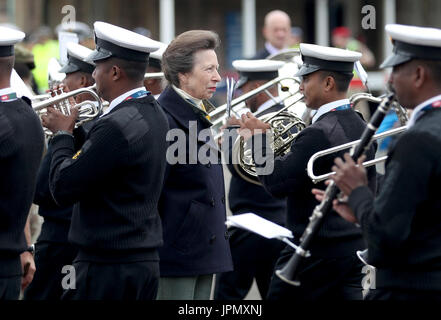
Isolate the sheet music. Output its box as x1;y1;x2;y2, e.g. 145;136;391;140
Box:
226;213;293;239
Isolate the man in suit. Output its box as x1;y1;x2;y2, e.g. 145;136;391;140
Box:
215;59;287;300
157;30;233;300
253;10;291;59
325;24;441;300
239;43;377;300
0;26;45;300
41;22;169;300
24;42;96;300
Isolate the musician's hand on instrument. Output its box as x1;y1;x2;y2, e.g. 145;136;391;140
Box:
311;188;325;202
217;134;223;147
312;186;358;223
41;106;78;134
46;84;77;108
219;116;241;146
226;116;241;127
47;83;69;95
311;184;347;202
333;199;358;224
220;116;240;133
57;84;78;105
238;112;270;140
331;153;368;196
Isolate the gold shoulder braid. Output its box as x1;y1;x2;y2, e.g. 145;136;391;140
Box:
72;150;82;159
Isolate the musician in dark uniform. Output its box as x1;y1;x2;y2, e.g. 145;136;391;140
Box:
215;59;287;300
327;24;441;300
41;21;169;300
58;43;97;104
24;43;96;300
239;43;377;300
0;26;44;300
144;43;166;98
55;42;101;129
156;30;233;300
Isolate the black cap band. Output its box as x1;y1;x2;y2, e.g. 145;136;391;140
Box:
394;40;441;61
69;56;95;74
96;37;149;62
148;57;161;70
240;71;279;81
0;45;14;57
302;55;355;73
236;70;279;88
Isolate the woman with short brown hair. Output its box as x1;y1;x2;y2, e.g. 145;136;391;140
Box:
156;30;233;300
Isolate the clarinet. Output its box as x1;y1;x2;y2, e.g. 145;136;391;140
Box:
275;92;396;286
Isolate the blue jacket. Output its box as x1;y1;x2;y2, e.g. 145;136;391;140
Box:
157;86;233;276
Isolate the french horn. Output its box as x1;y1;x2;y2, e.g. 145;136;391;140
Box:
230;94;306;186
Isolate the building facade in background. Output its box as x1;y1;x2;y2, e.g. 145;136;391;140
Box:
1;0;440;73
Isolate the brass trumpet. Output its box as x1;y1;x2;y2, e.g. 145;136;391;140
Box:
32;72;164;102
33;85;103;136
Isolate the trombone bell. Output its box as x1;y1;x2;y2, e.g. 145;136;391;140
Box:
307;126;407;184
307;92;409;184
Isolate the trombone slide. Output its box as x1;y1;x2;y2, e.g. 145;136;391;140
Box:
307;126;407;183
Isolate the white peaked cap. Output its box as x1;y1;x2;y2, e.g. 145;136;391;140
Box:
296;43;361;77
87;21;161;62
0;26;25;57
381;24;441;68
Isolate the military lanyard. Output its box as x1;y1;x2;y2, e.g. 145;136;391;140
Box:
420;100;441;112
0;92;17;102
124;90;151;101
330;103;351;112
414;100;441;123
